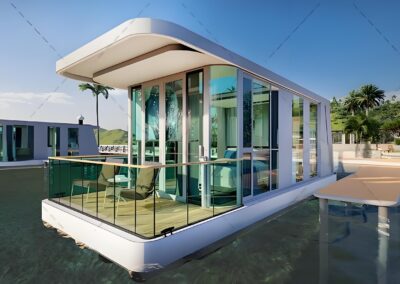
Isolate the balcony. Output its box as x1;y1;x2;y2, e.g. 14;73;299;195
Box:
48;156;243;239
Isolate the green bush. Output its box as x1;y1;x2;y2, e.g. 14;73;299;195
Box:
395;138;400;146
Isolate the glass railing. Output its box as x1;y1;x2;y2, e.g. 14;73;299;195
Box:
48;156;243;239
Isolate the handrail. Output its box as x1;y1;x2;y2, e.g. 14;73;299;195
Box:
49;156;244;169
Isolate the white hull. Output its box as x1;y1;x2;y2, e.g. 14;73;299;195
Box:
42;174;336;274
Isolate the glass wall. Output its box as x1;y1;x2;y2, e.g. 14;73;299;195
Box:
243;78;252;148
0;125;3;161
310;103;318;177
165;79;183;195
144;85;159;162
252;79;270;150
292;96;303;182
271;85;279;189
187;70;203;197
210;66;238;159
131;87;142;164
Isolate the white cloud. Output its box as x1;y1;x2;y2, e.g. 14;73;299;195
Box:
109;88;128;97
0;92;73;109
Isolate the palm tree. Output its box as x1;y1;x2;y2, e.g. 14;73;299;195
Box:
357;84;385;116
343;90;361;116
344;116;363;143
79;83;114;145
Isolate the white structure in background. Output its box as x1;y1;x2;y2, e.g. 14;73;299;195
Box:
42;18;335;276
0;119;98;166
99;145;129;154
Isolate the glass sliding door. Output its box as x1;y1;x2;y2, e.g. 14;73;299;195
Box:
165;79;183;195
241;74;274;197
144;85;160;162
210;66;238;159
252;79;270;194
210;66;238;204
310;103;318;177
187;70;203;197
131;86;142;165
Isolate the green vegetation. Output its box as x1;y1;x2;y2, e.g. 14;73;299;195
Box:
79;83;114;145
94;128;128;145
331;84;400;143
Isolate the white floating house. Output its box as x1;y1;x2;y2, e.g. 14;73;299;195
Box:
42;18;335;276
0;119;98;166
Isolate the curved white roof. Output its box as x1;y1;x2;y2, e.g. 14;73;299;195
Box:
57;18;326;102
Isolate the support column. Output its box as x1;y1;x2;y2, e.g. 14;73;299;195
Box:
319;198;329;284
378;206;389;236
377;206;389;284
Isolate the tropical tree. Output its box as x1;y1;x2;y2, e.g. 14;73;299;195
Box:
357;84;385;116
382;119;400;137
345;114;381;143
79;83;114;145
344;116;363;143
343;90;361;116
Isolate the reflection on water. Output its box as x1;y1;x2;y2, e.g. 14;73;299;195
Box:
0;167;399;283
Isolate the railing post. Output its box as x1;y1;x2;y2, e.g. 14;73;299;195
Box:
96;164;99;217
113;165;116;224
153;168;156;237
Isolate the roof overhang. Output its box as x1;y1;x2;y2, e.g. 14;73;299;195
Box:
57;18;327;102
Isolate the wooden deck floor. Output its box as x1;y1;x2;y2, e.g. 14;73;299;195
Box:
58;192;234;238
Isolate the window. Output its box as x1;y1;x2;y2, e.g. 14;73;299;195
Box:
292;96;303;182
243;77;252;148
310;103;318;177
252;79;270;150
0;125;3;161
68;128;79;149
48;127;60;156
131;87;142;164
144;85;159;162
210;66;238;159
165;79;183;195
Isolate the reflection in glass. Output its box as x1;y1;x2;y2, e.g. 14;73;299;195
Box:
242;153;252;197
48;127;60;156
210;66;237;160
253;151;270;195
252;79;270;149
271;150;279;189
68;128;79;149
131;87;142;164
243;78;252;148
310;103;318;177
292;96;303;182
144;85;159;162
165;80;183;195
187;71;203;197
0;125;3;161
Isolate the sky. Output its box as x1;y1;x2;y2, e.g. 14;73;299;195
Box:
1;0;399;130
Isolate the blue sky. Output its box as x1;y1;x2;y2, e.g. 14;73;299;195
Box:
1;0;399;129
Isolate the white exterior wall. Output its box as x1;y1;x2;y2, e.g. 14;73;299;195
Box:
278;90;293;189
318;103;333;177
